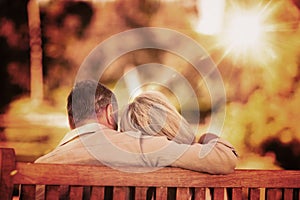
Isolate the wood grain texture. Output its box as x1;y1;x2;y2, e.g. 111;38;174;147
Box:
283;188;293;200
232;188;243;200
1;148;300;200
135;187;148;200
213;188;225;199
69;186;83;200
155;187;167;200
0;148;15;200
19;184;36;200
194;187;206;200
12;162;300;188
249;188;260;200
176;187;192;200
90;186;105;200
45;185;60;200
266;188;282;200
113;186;130;200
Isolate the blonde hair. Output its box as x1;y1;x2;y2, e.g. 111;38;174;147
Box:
120;91;195;144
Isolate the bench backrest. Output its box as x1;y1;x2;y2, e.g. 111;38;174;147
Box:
1;148;299;200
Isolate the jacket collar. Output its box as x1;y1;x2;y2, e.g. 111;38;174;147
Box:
58;123;103;146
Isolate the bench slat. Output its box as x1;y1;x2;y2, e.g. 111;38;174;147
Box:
58;185;70;199
249;188;260;200
213;187;225;199
283;188;293;200
0;148;15;199
176;187;191;200
113;186;130;200
12;163;300;188
20;184;35;200
266;188;282;200
45;185;60;200
232;188;243;200
90;186;105;200
155;187;167;200
194;187;206;199
69;186;83;199
135;187;148;200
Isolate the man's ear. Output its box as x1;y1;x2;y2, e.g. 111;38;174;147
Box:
106;103;116;127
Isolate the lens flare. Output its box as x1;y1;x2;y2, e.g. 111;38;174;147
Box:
226;13;263;48
217;1;288;66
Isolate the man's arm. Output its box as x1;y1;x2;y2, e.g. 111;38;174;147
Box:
140;133;238;174
81;127;237;174
171;135;238;174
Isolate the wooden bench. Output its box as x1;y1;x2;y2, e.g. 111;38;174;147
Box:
1;148;299;200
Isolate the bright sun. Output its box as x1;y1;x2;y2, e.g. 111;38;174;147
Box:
226;13;263;48
217;2;282;65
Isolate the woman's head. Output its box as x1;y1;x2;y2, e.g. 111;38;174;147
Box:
120;91;195;144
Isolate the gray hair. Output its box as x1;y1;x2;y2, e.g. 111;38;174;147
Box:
67;80;118;129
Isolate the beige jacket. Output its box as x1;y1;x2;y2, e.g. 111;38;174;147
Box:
35;123;237;174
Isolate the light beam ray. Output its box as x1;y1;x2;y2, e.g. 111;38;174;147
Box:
215;0;299;67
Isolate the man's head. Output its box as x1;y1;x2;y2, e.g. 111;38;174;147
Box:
67;80;118;130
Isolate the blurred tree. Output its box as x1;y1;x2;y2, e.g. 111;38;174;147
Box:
0;0;30;112
39;1;94;96
262;137;300;170
115;0;160;28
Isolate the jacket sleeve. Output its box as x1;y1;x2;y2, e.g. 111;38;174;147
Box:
170;134;238;174
140;133;238;174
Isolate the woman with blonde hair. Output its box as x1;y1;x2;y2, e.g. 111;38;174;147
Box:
120;91;195;144
120;90;238;153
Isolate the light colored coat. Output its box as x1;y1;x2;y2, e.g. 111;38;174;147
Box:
35;123;237;174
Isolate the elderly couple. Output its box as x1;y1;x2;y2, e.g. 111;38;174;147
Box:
35;80;237;174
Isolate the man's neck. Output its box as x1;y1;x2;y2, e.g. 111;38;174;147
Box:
72;119;115;130
72;119;98;130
